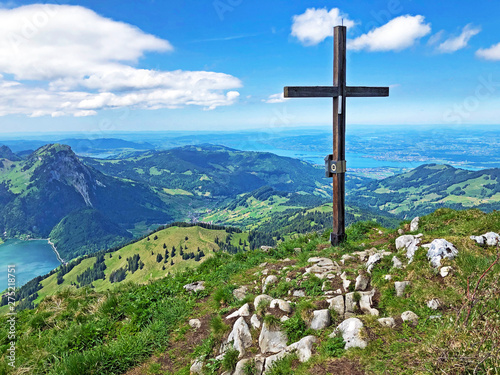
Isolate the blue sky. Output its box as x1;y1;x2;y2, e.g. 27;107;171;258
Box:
0;0;499;133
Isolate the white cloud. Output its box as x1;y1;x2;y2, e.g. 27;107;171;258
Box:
347;15;431;52
291;8;355;46
263;93;288;104
476;42;500;61
0;4;242;117
437;24;481;53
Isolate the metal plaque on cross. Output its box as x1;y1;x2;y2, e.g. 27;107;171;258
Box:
284;26;389;246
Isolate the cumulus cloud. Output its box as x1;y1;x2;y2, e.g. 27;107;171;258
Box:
291;8;355;46
476;42;500;61
437;24;481;53
263;93;288;104
347;15;431;52
0;4;242;117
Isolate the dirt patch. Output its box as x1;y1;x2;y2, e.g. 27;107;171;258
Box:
317;243;331;251
309;358;367;375
124;299;213;375
267;306;289;319
315;300;329;310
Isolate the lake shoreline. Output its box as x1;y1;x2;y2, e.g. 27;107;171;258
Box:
7;237;65;265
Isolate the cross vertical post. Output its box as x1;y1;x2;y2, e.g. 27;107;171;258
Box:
331;26;347;245
283;25;389;246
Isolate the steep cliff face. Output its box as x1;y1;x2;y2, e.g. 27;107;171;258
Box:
0;144;172;252
28;144;98;207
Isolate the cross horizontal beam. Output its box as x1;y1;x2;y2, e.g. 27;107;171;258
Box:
284;86;389;98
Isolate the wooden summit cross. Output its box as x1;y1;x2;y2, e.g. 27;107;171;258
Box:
284;26;389;245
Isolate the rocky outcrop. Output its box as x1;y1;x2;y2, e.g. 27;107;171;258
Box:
396;234;422;262
470;232;500;246
184;281;205;292
423;239;458;267
410;217;420;232
258;322;288;354
331;318;367;349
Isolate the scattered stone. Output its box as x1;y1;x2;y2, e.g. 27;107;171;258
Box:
355;274;370;291
233;286;248;301
250;314;261;329
427;299;441;310
359;289;379;316
401;311;419;325
429;315;442;320
328;295;345;316
294;248;302;253
280;316;289;322
263;350;288;373
331;318;367;349
440;266;453;278
398;228;404;235
378;230;383;235
259;262;268;267
262;269;269;276
340;272;351;290
259;322;288;354
470;232;500;246
422;239;458;268
392;256;403;269
254;294;273;310
410;216;420;232
344;293;356;316
341;254;354;264
226;303;251;320
378;317;396;328
189;319;201;329
261;246;273;252
288;335;317;362
395;235;421;262
309;309;331;330
223;317;252;357
293;290;306;297
283;258;291;262
270;299;292;313
366;253;382;273
190;358;203;374
395;281;410;298
384;275;392;281
262;275;279;293
183;281;205;292
233;359;250;375
334;288;343;294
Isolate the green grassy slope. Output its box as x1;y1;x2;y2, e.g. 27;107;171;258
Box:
7;225;248;311
348;164;500;218
0;208;498;374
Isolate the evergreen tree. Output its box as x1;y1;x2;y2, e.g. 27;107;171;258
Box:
156;253;163;263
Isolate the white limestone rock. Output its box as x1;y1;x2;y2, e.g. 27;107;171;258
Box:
259;322;288;354
395;281;410;298
427;299;441;310
401;311;419;325
288;335;318;362
331;318;367;349
359;289;379;316
422;239;458;268
440;266;453;277
327;295;345;316
254;294;273;310
189;319;201;329
262;275;279;293
270;299;292;313
355;274;370;291
378;317;396;328
392;256;403;269
233;286;248;301
183;281;205;292
223;317;252;357
293;290;306;297
309;309;331;330
470;232;500;246
250;314;261;329
190;358;204;374
226;303;251;320
410;216;420;232
395;235;421;262
366;253;382;273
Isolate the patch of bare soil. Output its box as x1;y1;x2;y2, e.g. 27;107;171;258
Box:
309;358;367;375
